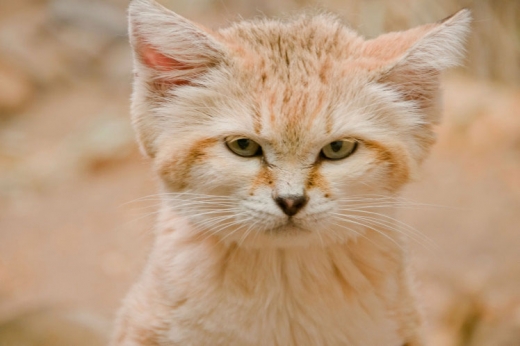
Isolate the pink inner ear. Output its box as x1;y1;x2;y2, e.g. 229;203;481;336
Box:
140;42;188;71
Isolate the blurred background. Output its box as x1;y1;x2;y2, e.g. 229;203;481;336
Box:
0;0;519;345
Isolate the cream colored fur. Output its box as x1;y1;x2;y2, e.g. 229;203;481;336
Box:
113;1;470;345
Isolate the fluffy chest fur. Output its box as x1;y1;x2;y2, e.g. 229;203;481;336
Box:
118;221;408;346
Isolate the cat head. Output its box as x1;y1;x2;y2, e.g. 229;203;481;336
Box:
128;0;470;247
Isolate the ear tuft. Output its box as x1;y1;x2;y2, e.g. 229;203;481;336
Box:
364;9;471;122
128;0;225;86
128;0;228;158
364;8;471;73
400;8;471;71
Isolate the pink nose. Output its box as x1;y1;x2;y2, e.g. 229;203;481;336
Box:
274;194;309;216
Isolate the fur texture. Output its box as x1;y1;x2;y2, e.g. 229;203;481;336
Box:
113;1;470;345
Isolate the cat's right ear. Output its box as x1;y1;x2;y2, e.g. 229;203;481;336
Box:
128;0;226;157
128;0;225;88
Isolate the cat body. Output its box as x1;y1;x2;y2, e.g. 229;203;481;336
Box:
113;1;470;345
115;220;415;345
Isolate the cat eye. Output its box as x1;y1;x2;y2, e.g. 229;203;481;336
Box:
226;138;262;157
321;139;358;160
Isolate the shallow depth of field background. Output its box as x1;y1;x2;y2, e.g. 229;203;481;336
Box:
0;0;519;345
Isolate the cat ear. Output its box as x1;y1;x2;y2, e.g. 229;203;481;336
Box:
364;9;471;122
128;0;225;87
128;0;227;157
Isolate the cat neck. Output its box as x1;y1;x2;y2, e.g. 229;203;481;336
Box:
134;215;410;346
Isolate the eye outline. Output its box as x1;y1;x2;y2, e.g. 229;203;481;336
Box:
320;138;358;161
225;137;263;158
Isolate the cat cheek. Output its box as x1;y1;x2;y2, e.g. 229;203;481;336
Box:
362;141;411;191
156;138;220;190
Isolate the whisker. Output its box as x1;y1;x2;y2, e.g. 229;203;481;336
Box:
120;209;163;228
237;218;263;246
214;217;256;244
121;192;237;207
196;218;246;243
334;214;437;251
191;214;238;230
333;208;432;245
330;215;405;251
326;220;376;246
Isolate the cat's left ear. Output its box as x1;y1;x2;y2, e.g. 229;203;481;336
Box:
364;9;471;122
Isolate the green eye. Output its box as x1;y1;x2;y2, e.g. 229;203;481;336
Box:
226;138;262;157
321;139;358;160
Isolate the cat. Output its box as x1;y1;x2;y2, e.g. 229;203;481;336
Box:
112;0;470;345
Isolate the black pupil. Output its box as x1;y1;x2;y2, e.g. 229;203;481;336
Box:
330;141;343;152
237;139;250;150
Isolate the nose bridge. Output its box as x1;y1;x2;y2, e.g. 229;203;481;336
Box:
271;165;309;216
273;165;308;196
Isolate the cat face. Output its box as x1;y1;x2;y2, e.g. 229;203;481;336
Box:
151;53;414;246
129;0;470;246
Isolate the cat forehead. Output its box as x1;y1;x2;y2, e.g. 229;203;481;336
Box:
214;15;374;135
218;14;364;65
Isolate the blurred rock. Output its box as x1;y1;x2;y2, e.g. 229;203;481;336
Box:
0;309;109;346
0;61;34;115
470;320;520;346
47;0;129;76
437;287;520;346
0;0;129;90
67;114;136;173
49;0;127;37
100;42;133;86
0;6;67;86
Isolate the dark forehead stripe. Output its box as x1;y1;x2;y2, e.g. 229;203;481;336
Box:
252;105;263;134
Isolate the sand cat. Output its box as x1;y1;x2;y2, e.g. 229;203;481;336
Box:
113;0;470;344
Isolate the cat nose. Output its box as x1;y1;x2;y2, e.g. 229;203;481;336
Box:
274;194;309;216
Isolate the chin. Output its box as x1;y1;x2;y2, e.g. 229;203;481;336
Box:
266;221;309;235
223;222;349;248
